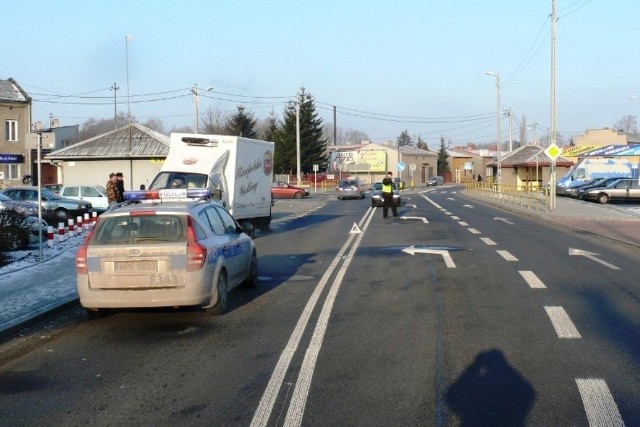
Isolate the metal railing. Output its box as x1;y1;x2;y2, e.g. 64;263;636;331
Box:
464;180;550;214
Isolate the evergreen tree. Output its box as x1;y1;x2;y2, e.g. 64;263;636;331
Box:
275;88;328;175
396;130;413;146
437;135;450;175
261;109;279;142
225;106;258;138
416;135;429;150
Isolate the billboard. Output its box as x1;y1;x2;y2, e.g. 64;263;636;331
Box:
330;150;387;173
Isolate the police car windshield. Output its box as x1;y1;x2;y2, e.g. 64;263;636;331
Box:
149;172;208;190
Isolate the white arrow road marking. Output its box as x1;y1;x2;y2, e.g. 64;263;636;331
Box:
545;306;581;338
576;378;625;427
569;248;620;270
402;245;456;268
405;204;417;208
494;217;514;225
447;197;455;200
463;204;474;208
400;216;428;223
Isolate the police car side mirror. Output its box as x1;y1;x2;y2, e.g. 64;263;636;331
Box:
240;221;254;237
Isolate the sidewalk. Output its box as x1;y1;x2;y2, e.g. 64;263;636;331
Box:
1;188;639;340
459;188;640;248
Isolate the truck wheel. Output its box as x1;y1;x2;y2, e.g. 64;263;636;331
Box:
240;220;255;238
207;271;228;315
597;193;609;204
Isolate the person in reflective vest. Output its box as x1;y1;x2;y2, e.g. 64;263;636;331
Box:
382;171;398;219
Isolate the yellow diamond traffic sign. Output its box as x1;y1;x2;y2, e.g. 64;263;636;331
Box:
544;143;562;161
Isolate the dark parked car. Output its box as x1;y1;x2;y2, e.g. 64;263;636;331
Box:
574;176;627;199
426;176;444;186
271;181;309;199
370;182;400;207
336;179;365;200
1;186;92;224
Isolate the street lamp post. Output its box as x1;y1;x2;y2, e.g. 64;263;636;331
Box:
190;84;213;133
485;71;501;186
295;101;301;186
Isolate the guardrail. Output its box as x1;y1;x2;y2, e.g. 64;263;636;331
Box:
464;180;550;214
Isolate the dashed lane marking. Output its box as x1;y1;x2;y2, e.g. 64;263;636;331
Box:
480;237;497;246
545;306;581;339
497;250;518;261
519;270;547;289
576;378;625;426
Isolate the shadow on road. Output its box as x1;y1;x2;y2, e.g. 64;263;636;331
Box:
446;349;536;426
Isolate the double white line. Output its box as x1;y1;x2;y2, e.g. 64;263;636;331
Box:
251;207;376;427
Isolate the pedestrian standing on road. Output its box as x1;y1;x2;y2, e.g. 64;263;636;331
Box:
382;171;398;219
106;173;118;205
115;172;125;203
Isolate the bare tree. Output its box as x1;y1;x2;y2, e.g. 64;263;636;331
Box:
200;106;229;134
613;115;637;134
143;118;166;134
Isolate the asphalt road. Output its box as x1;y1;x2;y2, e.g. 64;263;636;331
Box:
0;189;638;425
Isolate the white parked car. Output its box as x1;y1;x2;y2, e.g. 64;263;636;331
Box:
60;185;109;213
76;188;257;318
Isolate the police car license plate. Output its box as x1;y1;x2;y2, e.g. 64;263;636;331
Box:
114;261;157;273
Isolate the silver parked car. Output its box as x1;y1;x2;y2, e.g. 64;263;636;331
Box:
582;178;640;204
76;189;257;318
1;186;92;224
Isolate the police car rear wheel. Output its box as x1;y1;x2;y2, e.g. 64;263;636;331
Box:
243;251;258;288
207;271;228;315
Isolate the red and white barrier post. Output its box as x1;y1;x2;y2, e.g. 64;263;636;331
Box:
68;218;75;237
58;222;66;242
47;226;54;247
92;211;97;227
76;216;83;234
84;213;90;231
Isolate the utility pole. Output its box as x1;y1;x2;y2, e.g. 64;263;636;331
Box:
333;105;337;146
110;83;119;130
508;108;513;152
550;0;558;210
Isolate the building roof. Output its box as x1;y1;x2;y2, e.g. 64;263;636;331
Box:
0;78;31;103
46;122;169;160
486;144;574;167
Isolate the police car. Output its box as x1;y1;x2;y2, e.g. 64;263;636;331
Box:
76;188;257;318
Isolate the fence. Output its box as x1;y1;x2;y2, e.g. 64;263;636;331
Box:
464;180;550;214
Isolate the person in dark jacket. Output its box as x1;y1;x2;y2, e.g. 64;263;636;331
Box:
106;173;118;204
381;171;398;219
115;172;125;202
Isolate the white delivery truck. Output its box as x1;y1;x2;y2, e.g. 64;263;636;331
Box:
555;157;638;196
149;133;274;233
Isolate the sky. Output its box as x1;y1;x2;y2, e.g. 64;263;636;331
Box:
4;0;639;147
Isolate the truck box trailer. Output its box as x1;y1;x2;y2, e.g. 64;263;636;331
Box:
149;133;274;232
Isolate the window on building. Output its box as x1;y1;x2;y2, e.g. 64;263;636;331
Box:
62;139;71;147
5;120;18;142
8;164;19;180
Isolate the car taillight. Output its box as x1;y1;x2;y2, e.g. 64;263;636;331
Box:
76;229;95;274
186;216;206;272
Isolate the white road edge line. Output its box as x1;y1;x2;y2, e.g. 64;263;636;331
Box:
544;306;581;339
250;207;374;427
519;271;547;289
284;207;377;426
576;378;625;426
